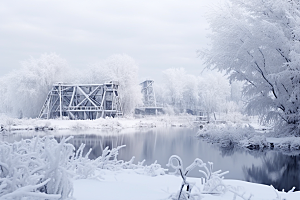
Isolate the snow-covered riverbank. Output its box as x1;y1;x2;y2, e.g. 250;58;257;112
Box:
0;115;194;132
197;123;300;153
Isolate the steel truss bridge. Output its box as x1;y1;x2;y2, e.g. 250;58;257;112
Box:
39;81;123;120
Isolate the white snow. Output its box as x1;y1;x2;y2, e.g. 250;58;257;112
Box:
0;114;194;132
73;169;300;200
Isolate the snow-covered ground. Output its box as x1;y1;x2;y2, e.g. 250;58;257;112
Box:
73;169;300;200
0;114;194;132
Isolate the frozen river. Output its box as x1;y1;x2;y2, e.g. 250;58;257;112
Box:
1;127;300;191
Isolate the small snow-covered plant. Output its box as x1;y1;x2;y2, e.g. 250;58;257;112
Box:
167;155;228;200
135;160;167;176
226;185;254;200
94;145;126;170
200;161;228;194
69;144;129;178
68;143;96;179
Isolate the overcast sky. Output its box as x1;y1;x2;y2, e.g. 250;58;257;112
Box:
0;0;224;82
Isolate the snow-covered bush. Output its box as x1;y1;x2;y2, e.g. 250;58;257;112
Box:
70;145;167;178
134;160;167;177
239;135;268;150
0;136;74;199
197;123;256;148
0;135;168;199
273;137;300;151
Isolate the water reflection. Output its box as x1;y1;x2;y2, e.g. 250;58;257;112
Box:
1;128;300;191
243;151;300;191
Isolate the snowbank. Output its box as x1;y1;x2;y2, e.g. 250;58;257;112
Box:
73;170;300;200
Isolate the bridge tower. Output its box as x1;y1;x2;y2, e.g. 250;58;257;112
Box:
135;80;163;115
140;80;157;107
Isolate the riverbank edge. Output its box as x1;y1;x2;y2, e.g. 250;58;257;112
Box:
0;115;195;132
197;124;300;154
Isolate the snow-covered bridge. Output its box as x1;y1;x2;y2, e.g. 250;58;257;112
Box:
39;81;123;120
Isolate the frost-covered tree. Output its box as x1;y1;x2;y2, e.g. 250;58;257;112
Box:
198;73;231;113
163;68;188;110
0;53;70;118
161;68;233;114
201;0;300;134
183;74;199;111
85;54;142;115
0;53;141;118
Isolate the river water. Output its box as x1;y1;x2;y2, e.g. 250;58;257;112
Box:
1;127;300;191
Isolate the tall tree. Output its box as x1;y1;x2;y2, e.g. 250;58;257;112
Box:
0;53;70;118
162;68;187;109
201;0;300;134
86;54;142;115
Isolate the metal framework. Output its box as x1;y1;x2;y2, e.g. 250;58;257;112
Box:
135;80;163;115
140;80;157;107
39;81;123;120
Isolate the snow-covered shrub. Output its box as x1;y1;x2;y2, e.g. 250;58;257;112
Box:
0;135;168;199
69;144;167;179
135;160;167;176
290;138;300;151
197;123;256;148
273;137;300;151
68;143;97;179
239;135;268;150
0;136;74;199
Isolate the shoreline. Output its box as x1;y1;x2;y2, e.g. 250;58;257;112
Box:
0;115;195;132
197;124;300;154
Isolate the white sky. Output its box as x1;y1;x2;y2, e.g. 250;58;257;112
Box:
0;0;224;81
